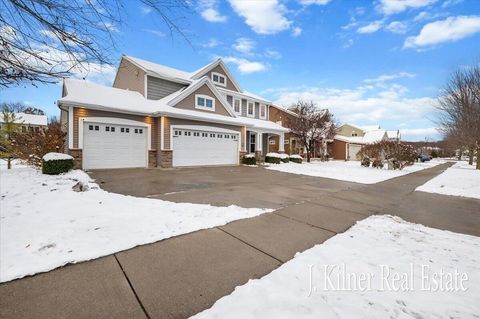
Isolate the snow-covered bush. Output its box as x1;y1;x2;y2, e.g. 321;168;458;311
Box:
361;157;371;167
265;153;281;164
279;153;289;163
41;152;74;175
242;154;256;165
289;154;302;164
358;141;416;170
372;159;384;169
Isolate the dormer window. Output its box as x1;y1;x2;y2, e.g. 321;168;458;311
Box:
247;101;254;117
260;104;266;119
352;132;358;137
211;72;226;87
233;98;241;115
195;94;215;112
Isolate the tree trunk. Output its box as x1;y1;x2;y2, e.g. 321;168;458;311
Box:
469;146;474;165
7;157;11;169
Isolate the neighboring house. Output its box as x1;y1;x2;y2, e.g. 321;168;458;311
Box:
386;130;401;141
0;112;48;133
58;55;288;170
329;123;392;161
267;104;302;155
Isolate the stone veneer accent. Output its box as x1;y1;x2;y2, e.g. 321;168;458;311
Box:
160;150;173;168
68;149;83;169
148;150;157;168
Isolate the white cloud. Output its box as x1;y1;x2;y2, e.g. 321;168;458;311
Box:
442;0;463;8
265;49;282;59
298;0;331;5
140;6;152;15
386;21;408;34
400;127;439;137
145;29;165;37
292;26;303;37
343;38;354;48
364;72;415;83
357;20;384;34
202;38;221;48
232;38;255;54
267;82;436;124
199;0;227;23
404;16;480;49
228;0;291;34
222;56;267;74
376;0;437;15
100;22;119;32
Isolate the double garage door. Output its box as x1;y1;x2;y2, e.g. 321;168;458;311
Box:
83;122;147;170
172;128;239;167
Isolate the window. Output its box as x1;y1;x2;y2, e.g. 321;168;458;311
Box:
185;131;191;136
89;125;93;131
138;129;142;134
211;72;227;87
210;133;215;138
106;126;110;132
247;102;254;117
195;94;215;111
134;129;138;134
284;139;289;145
121;128;125;133
233;98;241;114
202;133;207;137
352;132;358;137
126;128;130;133
94;125;99;131
232;135;237;140
225;135;229;139
260;104;266;119
111;127;115;132
194;132;200;137
218;134;223;138
269;139;276;145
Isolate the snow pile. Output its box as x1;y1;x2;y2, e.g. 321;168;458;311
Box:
0;165;272;282
279;153;289;159
416;161;480;199
289;154;302;159
42;152;73;161
244;154;255;158
266;160;444;184
266;153;281;158
193;215;480;319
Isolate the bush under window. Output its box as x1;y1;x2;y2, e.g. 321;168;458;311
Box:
289;154;302;164
242;154;256;165
42;152;74;175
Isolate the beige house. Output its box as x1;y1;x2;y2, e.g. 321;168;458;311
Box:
58;55;288;170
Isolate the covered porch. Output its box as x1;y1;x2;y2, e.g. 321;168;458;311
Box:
245;130;285;159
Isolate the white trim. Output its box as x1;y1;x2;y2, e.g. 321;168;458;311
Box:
195;94;216;112
233;98;241;115
259;103;267;120
160;116;165;150
170;124;240;165
211;72;227;87
68;106;73;149
279;133;285;152
191;59;243;92
144;74;148;98
78;117;151;151
123;56;192;85
247;101;254;118
217;87;271;104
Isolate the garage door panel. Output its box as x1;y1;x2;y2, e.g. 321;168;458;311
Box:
172;129;238;167
83;122;147;170
348;144;362;161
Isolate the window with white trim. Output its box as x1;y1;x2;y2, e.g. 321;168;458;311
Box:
233;98;241;114
195;94;215;111
247;101;254;117
211;72;226;87
260;104;266;119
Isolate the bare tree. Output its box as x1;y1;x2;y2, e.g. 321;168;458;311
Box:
288;100;335;163
0;103;23;169
437;65;480;169
1;0;191;87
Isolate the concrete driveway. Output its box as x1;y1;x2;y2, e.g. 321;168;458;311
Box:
89;165;363;208
2;162;480;319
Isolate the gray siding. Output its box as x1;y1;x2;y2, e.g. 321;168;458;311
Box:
254;102;260;119
147;76;185;100
241;99;247;117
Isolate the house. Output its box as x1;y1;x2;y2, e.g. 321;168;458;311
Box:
328;123;391;161
267;104;302;155
386;130;401;141
58;55;289;170
0;112;48;133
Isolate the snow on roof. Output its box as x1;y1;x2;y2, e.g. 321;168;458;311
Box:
269;104;298;117
363;130;387;143
124;55;193;83
386;130;399;138
0;112;48;126
334;135;365;144
360;125;381;131
59;79;288;132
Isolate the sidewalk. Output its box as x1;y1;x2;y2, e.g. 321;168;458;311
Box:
2;162;479;319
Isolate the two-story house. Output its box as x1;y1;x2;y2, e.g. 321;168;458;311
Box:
267;104;302;155
58;55;288;169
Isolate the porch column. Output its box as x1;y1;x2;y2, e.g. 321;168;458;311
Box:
241;127;246;152
279;132;285;152
256;132;263;152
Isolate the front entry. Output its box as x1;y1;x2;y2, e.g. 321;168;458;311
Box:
249;132;256;153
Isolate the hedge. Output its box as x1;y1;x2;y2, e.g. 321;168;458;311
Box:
42;158;74;175
242;154;256;165
289;155;302;164
265;155;281;164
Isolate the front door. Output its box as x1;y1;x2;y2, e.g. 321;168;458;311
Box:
250;132;256;153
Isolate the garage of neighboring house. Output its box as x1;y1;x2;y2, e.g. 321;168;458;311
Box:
347;143;362;161
171;126;239;167
81;120;149;170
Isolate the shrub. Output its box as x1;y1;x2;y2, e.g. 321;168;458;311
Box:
41;152;74;175
279;153;289;163
372;159;384;169
357;141;416;170
289;154;302;164
242;154;256;165
265;152;281;164
361;157;371;167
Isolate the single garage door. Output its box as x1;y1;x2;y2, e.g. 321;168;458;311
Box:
83;122;147;169
348;143;362;161
172;128;239;167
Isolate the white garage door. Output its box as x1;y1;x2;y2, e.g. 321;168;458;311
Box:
348;143;362;161
83;122;147;169
172;128;239;167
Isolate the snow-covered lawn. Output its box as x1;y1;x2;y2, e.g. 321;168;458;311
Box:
416;161;480;199
265;160;445;184
193;215;480;319
0;163;271;283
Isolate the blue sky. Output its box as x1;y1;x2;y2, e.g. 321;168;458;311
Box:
1;0;480;141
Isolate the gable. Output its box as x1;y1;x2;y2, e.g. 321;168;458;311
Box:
337;124;365;137
205;65;240;92
173;83;234;117
112;58;146;96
